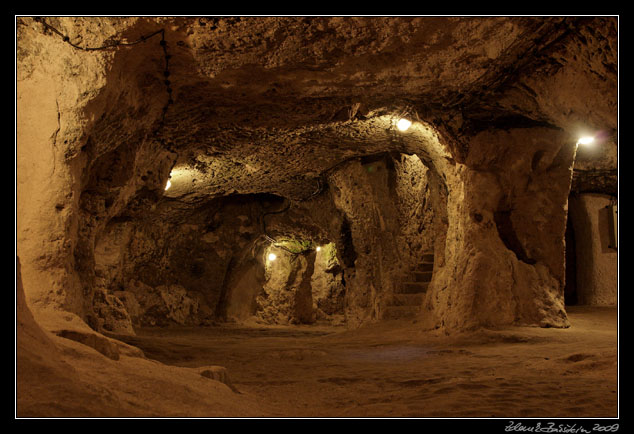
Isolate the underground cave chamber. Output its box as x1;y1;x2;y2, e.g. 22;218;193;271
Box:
16;16;617;417
85;150;449;331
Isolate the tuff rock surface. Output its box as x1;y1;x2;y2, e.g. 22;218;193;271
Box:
17;16;617;414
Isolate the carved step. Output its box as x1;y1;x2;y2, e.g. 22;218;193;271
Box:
381;305;420;320
389;293;424;306
412;271;433;283
421;253;434;263
417;262;434;272
396;281;429;294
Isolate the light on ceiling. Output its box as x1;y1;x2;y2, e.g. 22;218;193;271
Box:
397;118;412;131
165;179;171;190
268;252;277;261
577;136;595;146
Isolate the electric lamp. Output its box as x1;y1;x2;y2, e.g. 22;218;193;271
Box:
397;118;412;131
577;136;595;146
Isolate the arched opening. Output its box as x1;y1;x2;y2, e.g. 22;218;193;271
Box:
76;144;453;332
567;192;618;306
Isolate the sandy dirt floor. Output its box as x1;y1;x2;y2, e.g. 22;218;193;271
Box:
111;305;618;418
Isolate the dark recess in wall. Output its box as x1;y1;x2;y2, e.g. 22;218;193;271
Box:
339;216;357;268
494;209;537;265
564;210;578;305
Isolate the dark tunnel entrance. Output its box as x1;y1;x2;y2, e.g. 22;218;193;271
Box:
564;209;578;306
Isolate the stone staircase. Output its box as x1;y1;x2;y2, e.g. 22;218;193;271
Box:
382;252;434;320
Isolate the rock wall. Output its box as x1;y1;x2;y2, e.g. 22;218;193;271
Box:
103;195;273;329
326;155;437;325
17;17;176;330
423;128;576;330
253;243;345;325
311;243;346;325
17;23;105;318
83;131;579;333
16;16;618;419
256;248;317;324
16;16;616;341
88;191;349;329
392;154;436;267
568;193;618;306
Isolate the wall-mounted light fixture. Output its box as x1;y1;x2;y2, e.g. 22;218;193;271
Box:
165;179;172;190
577;136;595;147
315;246;321;252
268;252;277;261
390;104;418;133
397;118;412;131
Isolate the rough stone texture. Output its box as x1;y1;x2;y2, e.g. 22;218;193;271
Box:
16;16;616;336
91;288;135;335
311;243;345;324
423;128;575;330
17;15;618;417
16;256;124;416
195;366;240;393
55;328;121;360
93;220;136;334
224;249;266;322
328;159;403;325
568;194;617;306
392;154;435;267
126;280;199;326
95;194;276;327
256;250;297;324
17;257;269;417
256;247;318;325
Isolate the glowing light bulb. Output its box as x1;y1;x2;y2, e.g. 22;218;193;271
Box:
577;136;595;146
397;118;412;131
165;179;171;190
268;253;277;261
316;246;321;252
